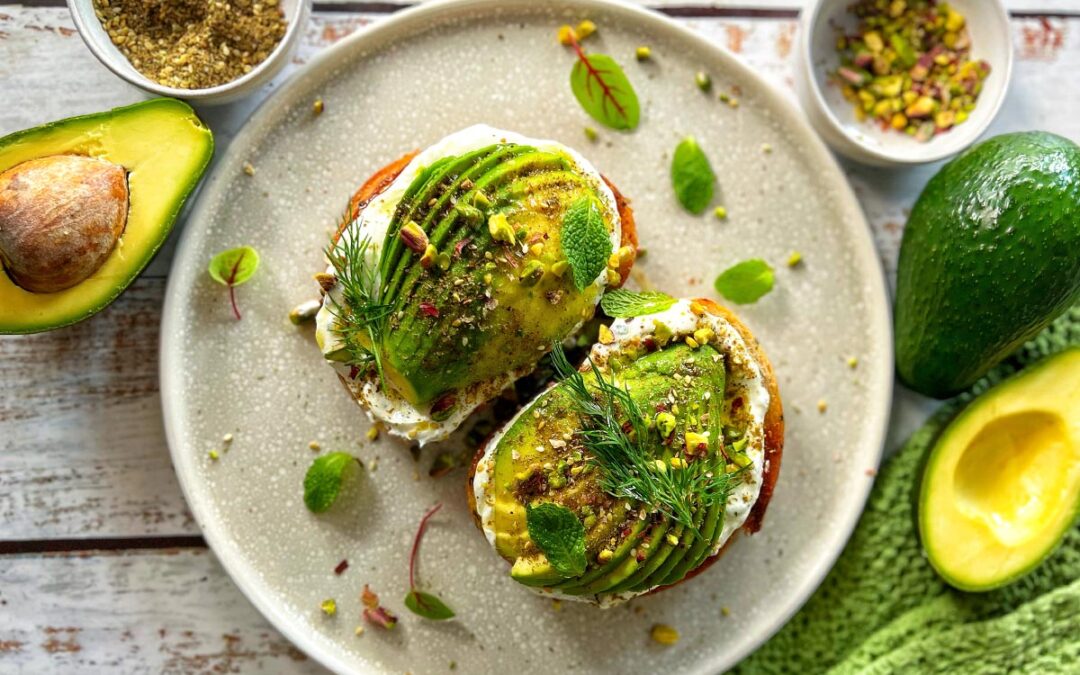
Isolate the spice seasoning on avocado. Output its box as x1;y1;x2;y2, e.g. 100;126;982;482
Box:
92;0;287;90
833;0;990;141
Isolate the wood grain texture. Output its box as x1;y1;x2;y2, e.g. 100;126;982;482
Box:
0;4;1078;673
0;548;326;674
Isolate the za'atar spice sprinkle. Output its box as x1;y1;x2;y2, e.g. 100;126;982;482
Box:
92;0;288;90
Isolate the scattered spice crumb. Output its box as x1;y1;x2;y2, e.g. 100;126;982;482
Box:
817;399;828;413
650;624;679;646
309;440;321;452
242;161;256;176
713;206;728;220
786;251;803;267
334;559;349;575
636;45;652;60
320;598;337;616
313;97;324;116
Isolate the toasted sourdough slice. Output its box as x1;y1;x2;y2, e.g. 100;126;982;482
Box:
314;126;638;445
468;298;783;606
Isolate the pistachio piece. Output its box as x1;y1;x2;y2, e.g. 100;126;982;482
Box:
420;244;438;269
518;260;546;286
399;220;429;253
289;299;322;325
487;212;516;245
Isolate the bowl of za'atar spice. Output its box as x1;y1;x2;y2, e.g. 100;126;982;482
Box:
797;0;1012;166
68;0;311;105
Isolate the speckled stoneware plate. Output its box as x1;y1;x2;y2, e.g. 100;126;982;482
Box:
161;1;893;672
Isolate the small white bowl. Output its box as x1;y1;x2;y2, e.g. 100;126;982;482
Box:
68;0;311;106
796;0;1013;166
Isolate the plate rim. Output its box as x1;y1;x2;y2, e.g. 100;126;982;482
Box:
160;1;895;672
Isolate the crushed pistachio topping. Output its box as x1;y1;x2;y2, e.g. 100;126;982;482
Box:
636;46;652;61
584;126;599;142
313;98;324;116
576;20;597;40
833;0;990;140
320;598;337;616
786;251;803;267
651;624;680;645
713;206;728;220
695;71;712;92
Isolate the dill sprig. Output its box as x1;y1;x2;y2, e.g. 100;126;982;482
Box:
550;343;738;539
325;226;393;384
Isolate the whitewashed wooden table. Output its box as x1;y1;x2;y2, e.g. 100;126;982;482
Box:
0;1;1077;672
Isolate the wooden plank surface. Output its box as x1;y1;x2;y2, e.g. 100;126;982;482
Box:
1;2;1078;672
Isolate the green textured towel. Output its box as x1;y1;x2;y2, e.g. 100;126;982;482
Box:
736;305;1080;675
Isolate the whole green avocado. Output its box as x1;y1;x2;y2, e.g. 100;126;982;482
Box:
894;131;1080;398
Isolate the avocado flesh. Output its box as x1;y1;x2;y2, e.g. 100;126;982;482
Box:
0;99;213;334
492;341;733;591
657;498;724;587
919;348;1080;591
363;143;616;408
894;132;1080;398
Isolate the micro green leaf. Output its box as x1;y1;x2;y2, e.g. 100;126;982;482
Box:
671;137;716;214
208;246;260;320
561;196;612;292
404;590;455;621
714;258;775;305
570;53;641;131
303;452;361;513
525;502;587;577
600;289;677;318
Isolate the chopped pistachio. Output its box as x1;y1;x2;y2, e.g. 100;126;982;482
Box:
655;411;677;438
786;251;803;267
695;71;712;92
685;431;708;455
289;299;322;325
847;356;859;369
636;45;652;61
817;399;828;413
557;24;576;45
713;206;728;220
399;221;429;253
313;97;324;115
598;548;614;563
320;599;337;616
606;268;621;285
435;251;452;271
665;533;679;546
366;425;380;441
576;19;596;40
685;336;700;349
598;324;615;345
242;161;256;176
419;244;438;269
650;624;680;646
550;260;570;278
693;327;714;345
208;449;220;461
761;142;773;154
487;213;516;245
584;126;598;142
518;260;546;286
308;440;321;451
669;456;687;470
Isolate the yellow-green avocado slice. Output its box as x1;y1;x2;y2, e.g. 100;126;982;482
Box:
0;98;213;334
919;347;1080;591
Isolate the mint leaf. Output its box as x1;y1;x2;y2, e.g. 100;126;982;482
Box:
714;258;775;305
303;452;361;513
601;289;677;318
570;53;640;131
560;196;612;292
404;590;455;621
525;503;587;577
671;137;716;214
208;246;260;287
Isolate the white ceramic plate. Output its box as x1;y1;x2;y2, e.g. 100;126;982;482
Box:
161;1;893;673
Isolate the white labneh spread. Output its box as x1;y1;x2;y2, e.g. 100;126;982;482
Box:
315;125;622;445
471;300;771;605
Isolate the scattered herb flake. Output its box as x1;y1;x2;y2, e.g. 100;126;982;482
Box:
671;137;716;214
600;289;677;318
208;246;260;320
524;502;587;578
714;258;774;305
303;451;361;513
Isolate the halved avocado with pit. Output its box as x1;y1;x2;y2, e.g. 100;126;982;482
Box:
0;98;213;334
919;347;1080;591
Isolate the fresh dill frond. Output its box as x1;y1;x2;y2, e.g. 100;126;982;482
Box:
326;228;393;384
550;343;738;539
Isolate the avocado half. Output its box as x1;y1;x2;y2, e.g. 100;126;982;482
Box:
919;347;1080;591
0;99;214;334
469;298;784;605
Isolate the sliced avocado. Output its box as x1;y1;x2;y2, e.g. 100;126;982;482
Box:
510;554;564;587
566;518;672;596
607;522;685;594
894;132;1080;398
919;348;1080;591
658;497;723;587
368;143;617;408
0;99;213;334
556;517;649;593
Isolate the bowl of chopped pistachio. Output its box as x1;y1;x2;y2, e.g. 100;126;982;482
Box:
69;0;311;105
797;0;1012;166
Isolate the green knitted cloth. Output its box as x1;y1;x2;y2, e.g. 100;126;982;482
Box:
736;305;1080;675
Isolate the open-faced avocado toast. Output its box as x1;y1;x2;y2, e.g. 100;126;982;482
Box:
0;99;213;334
313;125;638;444
469;298;783;606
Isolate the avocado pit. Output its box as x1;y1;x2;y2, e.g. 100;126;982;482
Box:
0;154;129;293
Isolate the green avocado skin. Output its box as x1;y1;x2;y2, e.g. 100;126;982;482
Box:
894;131;1080;398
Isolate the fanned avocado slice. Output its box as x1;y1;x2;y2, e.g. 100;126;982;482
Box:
564;517;673;596
556;517;649;593
0;99;213;334
657;498;724;588
607;521;685;594
356;142;618;410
